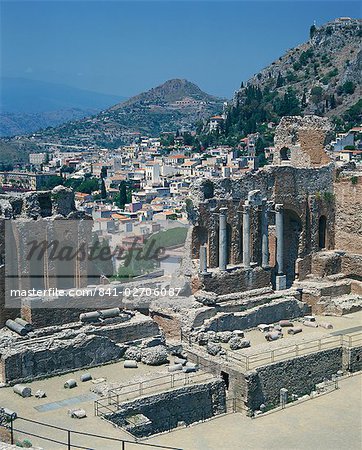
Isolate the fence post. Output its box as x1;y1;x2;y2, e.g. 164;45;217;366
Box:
295;344;299;356
318;339;321;351
10;416;14;445
67;430;71;450
271;350;275;363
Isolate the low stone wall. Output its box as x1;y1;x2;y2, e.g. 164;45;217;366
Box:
21;295;122;328
296;254;312;281
89;317;160;343
105;379;226;437
185;347;248;409
245;347;343;411
199;266;271;296
187;290;299;330
1;333;124;383
311;251;342;277
0;313;161;383
341;253;362;279
203;298;308;332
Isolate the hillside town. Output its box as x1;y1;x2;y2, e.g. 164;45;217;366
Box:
0;11;361;450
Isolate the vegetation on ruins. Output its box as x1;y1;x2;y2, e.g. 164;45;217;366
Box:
64;175;99;194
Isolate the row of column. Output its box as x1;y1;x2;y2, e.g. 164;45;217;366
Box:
199;202;285;277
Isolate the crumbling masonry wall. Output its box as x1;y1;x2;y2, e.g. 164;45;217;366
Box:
0;313;160;383
244;347;341;410
0;334;123;384
334;174;362;254
273;115;332;167
106;379;226;437
202;298;308;332
187;163;335;293
0;187;91;327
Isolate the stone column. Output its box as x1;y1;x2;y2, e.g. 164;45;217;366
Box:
275;203;284;274
275;203;286;290
219;208;228;271
261;199;269;268
199;244;208;274
242;203;251;268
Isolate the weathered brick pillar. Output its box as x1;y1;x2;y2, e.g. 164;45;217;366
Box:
242;203;251;268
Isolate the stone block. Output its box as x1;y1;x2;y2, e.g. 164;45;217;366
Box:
275;275;287;291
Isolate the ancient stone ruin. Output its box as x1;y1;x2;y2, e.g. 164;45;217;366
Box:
0;116;361;439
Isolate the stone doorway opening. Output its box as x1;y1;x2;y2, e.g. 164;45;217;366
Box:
221;371;230;391
284;209;302;287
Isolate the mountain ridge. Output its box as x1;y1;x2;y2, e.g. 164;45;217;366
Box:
23;78;225;146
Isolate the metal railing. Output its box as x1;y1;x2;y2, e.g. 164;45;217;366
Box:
95;371;212;417
0;415;182;450
182;330;362;371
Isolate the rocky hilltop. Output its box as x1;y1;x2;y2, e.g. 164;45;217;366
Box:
245;18;360;114
112;79;219;109
222;18;361;143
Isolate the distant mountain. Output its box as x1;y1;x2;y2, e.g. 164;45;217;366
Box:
0;108;101;137
0;78;124;113
0;78;126;137
23;79;224;146
112;78;220;109
223;18;362;143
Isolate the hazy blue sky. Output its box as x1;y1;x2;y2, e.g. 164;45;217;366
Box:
1;1;360;98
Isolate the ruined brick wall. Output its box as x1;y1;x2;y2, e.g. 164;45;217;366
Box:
341;253;362;278
334;176;362;254
106;379;226;437
197;266;271;296
245;347;343;410
2;334;124;383
187;163;335;291
0;187;90;328
150;310;182;339
273;115;332;167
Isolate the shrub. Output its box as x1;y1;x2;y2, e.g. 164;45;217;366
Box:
342;81;355;95
323;192;334;202
351;176;358;185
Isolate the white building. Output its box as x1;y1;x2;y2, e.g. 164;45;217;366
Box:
29;153;47;165
145;162;160;185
